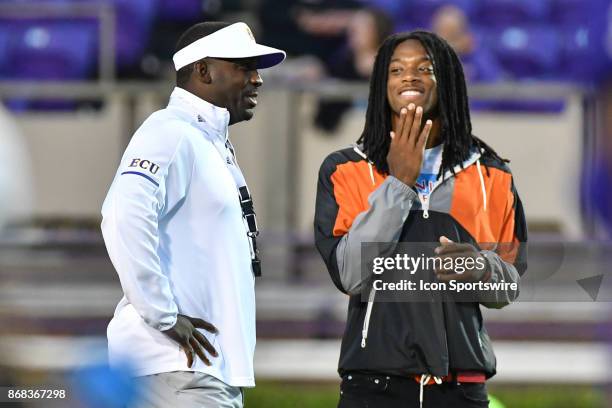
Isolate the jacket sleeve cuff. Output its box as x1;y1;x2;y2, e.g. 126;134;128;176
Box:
387;176;418;200
479;250;497;282
151;313;178;332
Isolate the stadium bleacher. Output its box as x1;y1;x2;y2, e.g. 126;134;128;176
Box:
0;0;608;84
88;0;159;69
156;0;205;22
390;0;480;31
487;25;560;79
479;0;551;25
0;18;98;80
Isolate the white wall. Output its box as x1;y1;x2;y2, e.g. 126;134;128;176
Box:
12;95;128;219
8;89;585;239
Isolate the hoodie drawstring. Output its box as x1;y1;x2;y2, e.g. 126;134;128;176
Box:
360;162;377;349
419;375;443;408
367;162;375;186
476;158;487;212
360;287;376;348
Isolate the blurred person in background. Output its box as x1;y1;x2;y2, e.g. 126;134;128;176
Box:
582;4;612;237
314;31;526;407
258;0;359;64
0;104;32;407
432;5;504;83
584;86;612;237
101;21;285;408
256;0;366;87
315;7;394;132
327;7;393;79
0;104;33;232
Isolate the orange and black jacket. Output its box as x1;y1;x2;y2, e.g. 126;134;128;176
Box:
314;144;527;379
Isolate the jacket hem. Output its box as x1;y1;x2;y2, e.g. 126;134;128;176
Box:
129;364;255;388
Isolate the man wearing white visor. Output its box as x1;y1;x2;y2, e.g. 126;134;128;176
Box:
101;21;285;407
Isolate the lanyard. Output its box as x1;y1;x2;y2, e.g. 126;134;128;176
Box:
222;138;262;277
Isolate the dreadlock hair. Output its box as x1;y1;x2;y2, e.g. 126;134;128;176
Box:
357;30;506;177
174;21;231;88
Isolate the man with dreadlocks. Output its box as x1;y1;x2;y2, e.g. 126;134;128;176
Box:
314;31;527;407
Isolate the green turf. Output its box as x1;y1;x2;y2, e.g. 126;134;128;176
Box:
244;382;606;408
245;382;339;408
491;386;606;408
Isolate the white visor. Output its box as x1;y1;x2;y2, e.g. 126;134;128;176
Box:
173;22;286;71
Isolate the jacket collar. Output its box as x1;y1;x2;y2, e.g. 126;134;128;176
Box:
440;146;482;180
168;87;230;142
352;143;483;179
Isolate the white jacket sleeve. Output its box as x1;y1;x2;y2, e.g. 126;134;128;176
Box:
101;121;193;331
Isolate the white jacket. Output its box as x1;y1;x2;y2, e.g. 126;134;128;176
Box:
102;87;256;386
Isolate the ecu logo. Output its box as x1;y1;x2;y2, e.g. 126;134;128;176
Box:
129;158;160;175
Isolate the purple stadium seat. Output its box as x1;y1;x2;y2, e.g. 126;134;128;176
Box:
479;0;551;25
551;0;608;26
377;0;480;31
1;0;158;69
551;0;610;82
78;0;159;68
0;0;75;3
0;23;11;76
363;0;404;17
558;25;609;82
157;0;203;22
0;17;99;112
486;25;560;79
0;18;98;80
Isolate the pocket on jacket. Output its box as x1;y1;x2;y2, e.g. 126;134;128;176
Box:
133;371;196;395
341;374;389;395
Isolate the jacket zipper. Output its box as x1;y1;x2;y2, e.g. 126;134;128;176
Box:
419;178;442;219
418;151;483;219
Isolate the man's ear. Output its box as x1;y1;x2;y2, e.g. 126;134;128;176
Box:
194;60;212;84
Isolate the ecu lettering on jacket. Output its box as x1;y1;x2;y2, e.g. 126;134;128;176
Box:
101;87;256;387
314;145;528;379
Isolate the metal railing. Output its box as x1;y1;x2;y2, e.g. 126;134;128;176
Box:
0;79;589;99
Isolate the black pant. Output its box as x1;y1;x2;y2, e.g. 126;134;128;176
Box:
338;373;489;408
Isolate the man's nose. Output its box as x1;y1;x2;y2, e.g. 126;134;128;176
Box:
251;70;263;87
401;69;421;83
